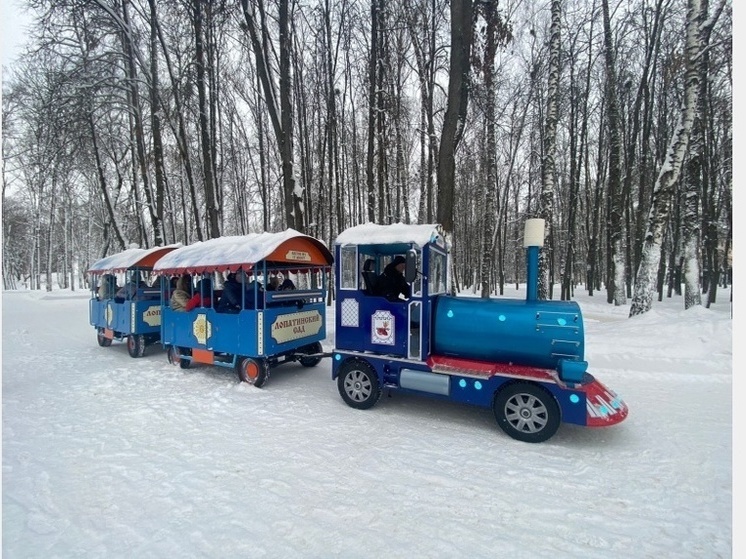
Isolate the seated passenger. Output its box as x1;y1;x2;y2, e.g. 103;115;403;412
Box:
267;276;280;291
246;279;265;309
271;277;301;308
216;272;242;313
377;255;411;302
97;274;118;300
115;280;138;302
170;275;192;311
185;277;213;311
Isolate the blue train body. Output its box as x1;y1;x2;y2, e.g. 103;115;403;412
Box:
151;230;334;386
432;296;586;381
86;220;627;443
88;245;180;357
331;220;628;443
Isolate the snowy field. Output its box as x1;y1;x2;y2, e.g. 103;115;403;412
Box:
2;286;733;558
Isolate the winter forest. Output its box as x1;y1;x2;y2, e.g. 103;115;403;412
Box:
0;0;733;317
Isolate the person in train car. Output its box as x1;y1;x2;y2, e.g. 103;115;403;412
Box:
377;255;411;302
170;275;192;311
267;276;280;291
97;274;118;300
216;272;242;313
185;277;213;311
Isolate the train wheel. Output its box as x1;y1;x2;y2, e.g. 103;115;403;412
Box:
337;359;381;410
127;334;145;358
237;357;268;388
299;342;323;367
167;346;190;369
493;382;560;443
97;328;112;347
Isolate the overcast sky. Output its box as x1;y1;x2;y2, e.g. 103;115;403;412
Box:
1;0;31;68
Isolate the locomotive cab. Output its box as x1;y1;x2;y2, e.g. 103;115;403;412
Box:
334;224;447;363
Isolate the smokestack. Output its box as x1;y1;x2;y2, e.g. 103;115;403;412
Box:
523;219;545;302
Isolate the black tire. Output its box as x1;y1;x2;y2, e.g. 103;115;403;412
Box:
237;357;268;388
493;382;561;443
167;346;191;369
299;342;323;367
97;328;112;347
337;359;381;410
127;334;145;358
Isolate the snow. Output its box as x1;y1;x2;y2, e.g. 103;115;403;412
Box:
2;286;733;557
88;245;182;274
334;222;444;249
152;231;332;275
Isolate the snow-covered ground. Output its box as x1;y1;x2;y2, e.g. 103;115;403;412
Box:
2;286;733;558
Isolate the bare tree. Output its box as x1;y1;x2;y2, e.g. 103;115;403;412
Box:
437;0;474;237
601;0;626;305
537;0;561;300
630;0;705;316
241;0;304;232
193;0;220;239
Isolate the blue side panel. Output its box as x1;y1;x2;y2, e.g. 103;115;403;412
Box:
131;300;163;335
260;302;327;356
545;384;588;426
89;299;107;328
335;293;409;358
162;307;244;353
447;376;502;407
91;299;162;337
162;303;327;359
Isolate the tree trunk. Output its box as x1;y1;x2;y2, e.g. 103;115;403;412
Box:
240;0;302;232
480;0;500;299
538;0;561;301
152;12;202;242
437;0;473;236
630;0;703;317
121;0;157;248
194;0;220;239
148;0;166;245
601;0;626;305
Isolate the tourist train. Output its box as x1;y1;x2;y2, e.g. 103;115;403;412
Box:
88;219;628;443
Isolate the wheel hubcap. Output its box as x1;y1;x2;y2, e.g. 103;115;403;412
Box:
345;370;371;402
245;362;258;379
505;394;548;433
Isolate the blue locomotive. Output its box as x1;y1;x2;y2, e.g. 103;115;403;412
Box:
331;219;628;443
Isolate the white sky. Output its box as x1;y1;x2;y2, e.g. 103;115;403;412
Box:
1;0;31;68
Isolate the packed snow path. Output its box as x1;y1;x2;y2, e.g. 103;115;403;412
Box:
2;289;732;557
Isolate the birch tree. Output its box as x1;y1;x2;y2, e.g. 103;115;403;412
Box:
601;0;626;305
630;0;704;316
682;0;727;309
538;0;561;300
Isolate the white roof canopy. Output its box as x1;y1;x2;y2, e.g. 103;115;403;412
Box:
152;230;332;275
87;244;182;275
335;223;445;250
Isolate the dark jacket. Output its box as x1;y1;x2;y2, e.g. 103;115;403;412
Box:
217;276;242;312
377;260;410;301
